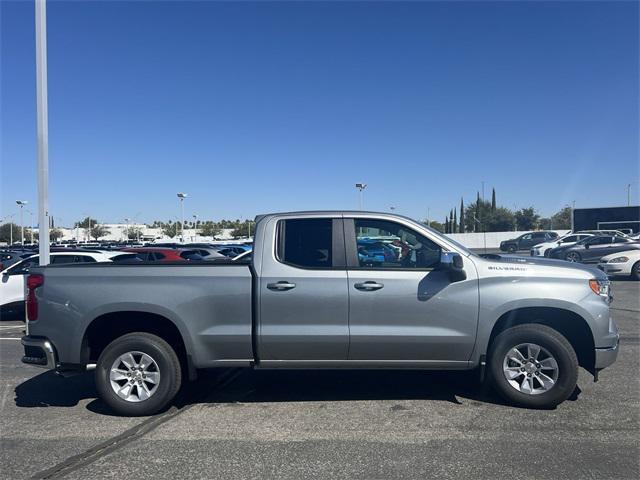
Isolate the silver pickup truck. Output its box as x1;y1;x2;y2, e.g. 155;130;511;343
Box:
21;211;619;415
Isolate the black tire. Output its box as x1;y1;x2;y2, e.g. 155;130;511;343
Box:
95;332;182;416
631;261;640;281
488;324;578;409
507;244;517;253
565;251;581;263
543;249;551;257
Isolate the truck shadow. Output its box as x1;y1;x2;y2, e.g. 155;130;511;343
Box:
15;368;581;415
14;370;96;408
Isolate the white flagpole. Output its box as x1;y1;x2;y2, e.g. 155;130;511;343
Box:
35;0;50;265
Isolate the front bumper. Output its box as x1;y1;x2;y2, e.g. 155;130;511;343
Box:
21;336;58;370
595;335;620;369
597;263;630;276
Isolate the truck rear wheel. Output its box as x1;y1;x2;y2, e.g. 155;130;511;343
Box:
95;332;182;416
488;324;578;409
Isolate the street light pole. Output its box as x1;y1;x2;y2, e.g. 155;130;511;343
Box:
193;214;198;242
627;184;632;206
35;0;50;265
355;183;367;210
26;209;35;244
177;193;187;243
16;201;28;245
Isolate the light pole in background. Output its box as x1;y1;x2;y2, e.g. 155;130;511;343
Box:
26;209;35;244
627;184;632;206
16;200;28;245
124;218;130;242
355;183;367;210
35;0;50;265
177;193;187;242
192;214;198;242
571;200;576;232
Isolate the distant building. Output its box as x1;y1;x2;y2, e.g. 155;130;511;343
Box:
573;206;640;233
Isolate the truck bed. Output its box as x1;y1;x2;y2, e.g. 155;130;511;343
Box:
29;262;254;368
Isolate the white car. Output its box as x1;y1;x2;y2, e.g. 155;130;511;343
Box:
598;250;640;280
0;251;119;311
530;233;594;257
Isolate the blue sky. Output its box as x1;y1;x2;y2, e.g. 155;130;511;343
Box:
1;0;638;227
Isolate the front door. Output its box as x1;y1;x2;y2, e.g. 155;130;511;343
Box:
258;217;349;361
345;217;479;363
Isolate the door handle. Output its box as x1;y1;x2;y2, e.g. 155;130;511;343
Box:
267;281;296;291
354;281;384;291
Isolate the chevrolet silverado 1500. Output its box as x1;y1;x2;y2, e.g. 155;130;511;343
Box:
21;211;619;415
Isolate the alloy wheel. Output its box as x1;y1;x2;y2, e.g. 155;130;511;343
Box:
502;343;559;395
109;351;161;402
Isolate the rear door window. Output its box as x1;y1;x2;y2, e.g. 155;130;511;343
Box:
276;218;334;269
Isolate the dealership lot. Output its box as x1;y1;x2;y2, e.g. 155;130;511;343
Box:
0;280;638;479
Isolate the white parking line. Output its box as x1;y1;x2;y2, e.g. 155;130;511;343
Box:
0;338;21;340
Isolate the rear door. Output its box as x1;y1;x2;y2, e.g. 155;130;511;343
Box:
258;216;349;360
583;236;615;262
345;217;479;363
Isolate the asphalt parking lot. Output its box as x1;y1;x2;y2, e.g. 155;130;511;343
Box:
0;280;638;480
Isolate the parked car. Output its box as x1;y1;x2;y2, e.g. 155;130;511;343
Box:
598;250;640;280
577;230;630;238
22;211;618;415
548;235;640;263
121;247;192;262
0;251;32;270
215;245;252;257
500;231;559;253
184;248;226;259
1;251;120;313
530;233;594;257
232;250;252;262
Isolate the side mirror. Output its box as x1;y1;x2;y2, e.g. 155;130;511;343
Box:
440;251;463;270
440;251;466;281
584;244;590;249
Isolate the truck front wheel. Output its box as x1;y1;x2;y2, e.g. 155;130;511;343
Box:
488;324;578;409
95;332;182;416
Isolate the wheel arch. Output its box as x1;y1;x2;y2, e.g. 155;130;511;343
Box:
487;307;595;374
82;310;196;380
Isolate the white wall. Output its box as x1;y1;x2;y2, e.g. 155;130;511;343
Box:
446;230;571;249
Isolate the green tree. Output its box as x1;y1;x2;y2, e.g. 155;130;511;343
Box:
453;208;458;233
75;217;99;229
550;206;572;229
491;188;496;210
50;228;64;241
162;223;178;238
126;227;142;241
515;207;540;231
200;221;222;238
91;225;111;240
459;198;465;233
490;207;517;231
427;220;444;233
231;221;253;238
0;222;19;244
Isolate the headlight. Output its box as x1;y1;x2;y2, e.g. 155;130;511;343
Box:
608;256;629;263
589;279;611;301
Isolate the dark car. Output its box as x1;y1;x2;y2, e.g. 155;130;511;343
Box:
499;231;559;253
548;235;640;263
0;251;32;270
